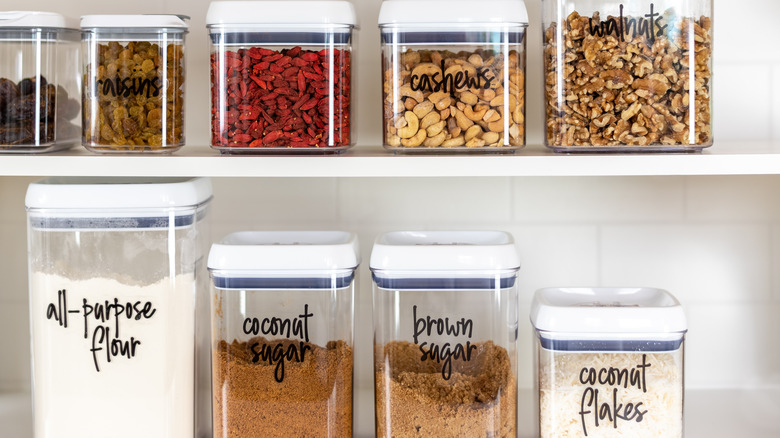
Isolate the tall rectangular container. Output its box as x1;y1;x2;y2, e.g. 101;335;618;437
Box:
26;177;212;438
371;231;520;437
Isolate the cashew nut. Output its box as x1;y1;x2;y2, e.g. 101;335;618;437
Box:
453;108;474;131
465;137;486;148
460;91;479;106
401;128;427;147
411;63;442;81
397;111;420;139
399;84;424;103
464;104;488;122
420;111;441;130
464;125;483;142
423;131;446;147
442;136;465;147
426;120;446;137
483;109;501;123
488;117;505;133
386;135;401;147
413;101;435;119
482;131;500;145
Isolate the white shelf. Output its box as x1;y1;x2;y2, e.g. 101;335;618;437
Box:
4;388;779;437
1;141;779;178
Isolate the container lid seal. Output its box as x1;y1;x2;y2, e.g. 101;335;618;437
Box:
530;287;688;335
206;1;357;26
0;11;75;29
208;231;360;272
80;15;189;30
378;0;528;26
25;177;212;211
370;231;520;273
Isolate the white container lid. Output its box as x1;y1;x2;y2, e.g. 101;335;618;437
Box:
206;1;357;27
0;11;75;29
80;14;189;30
530;287;688;335
25;177;212;211
370;231;520;274
378;0;528;26
208;231;360;272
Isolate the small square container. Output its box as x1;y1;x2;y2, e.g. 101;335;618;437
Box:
379;0;528;153
543;0;713;152
26;177;213;438
206;1;356;154
370;231;520;437
0;12;80;153
81;15;188;153
208;231;359;437
530;287;687;438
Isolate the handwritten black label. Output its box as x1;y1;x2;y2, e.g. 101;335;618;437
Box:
576;354;652;436
242;304;314;383
45;289;157;372
96;77;161;99
588;3;669;45
409;60;494;98
411;305;476;380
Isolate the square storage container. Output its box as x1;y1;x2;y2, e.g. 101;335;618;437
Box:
370;231;520;437
0;12;80;153
530;287;687;437
81;15;188;153
542;0;713;152
206;1;356;154
379;0;528;153
208;231;359;437
25;177;212;438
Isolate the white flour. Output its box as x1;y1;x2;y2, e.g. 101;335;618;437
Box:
30;273;195;438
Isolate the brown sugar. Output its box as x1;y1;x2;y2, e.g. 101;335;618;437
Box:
375;340;517;437
213;337;352;438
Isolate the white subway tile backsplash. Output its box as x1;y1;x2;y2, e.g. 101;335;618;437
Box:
507;225;600;297
339;178;512;227
713;64;772;141
601;224;772;303
513;177;685;223
685;303;780;388
210;178;339;230
713;0;780;63
686;176;780;221
0;303;30;392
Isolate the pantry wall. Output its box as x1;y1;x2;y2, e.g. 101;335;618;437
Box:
1;0;780;437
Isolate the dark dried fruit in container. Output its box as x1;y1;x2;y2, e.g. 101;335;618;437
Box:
18;76;46;96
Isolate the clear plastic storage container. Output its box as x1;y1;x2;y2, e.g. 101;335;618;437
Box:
25;177;212;438
0;12;80;153
370;231;520;437
530;287;687;438
543;0;713;152
81;15;188;153
206;1;356;154
208;231;358;437
379;0;528;153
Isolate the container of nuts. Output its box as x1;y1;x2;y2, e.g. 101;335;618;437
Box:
81;15;188;153
379;0;528;153
0;12;80;153
206;1;356;154
543;0;713;152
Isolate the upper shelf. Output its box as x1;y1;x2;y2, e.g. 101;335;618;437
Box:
1;141;779;178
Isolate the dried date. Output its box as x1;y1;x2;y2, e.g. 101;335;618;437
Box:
0;76;77;147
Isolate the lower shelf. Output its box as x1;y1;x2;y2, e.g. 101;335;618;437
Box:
3;388;779;437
